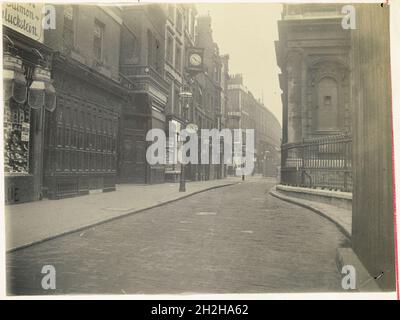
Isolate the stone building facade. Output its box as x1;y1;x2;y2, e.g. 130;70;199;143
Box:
276;3;396;290
275;4;351;144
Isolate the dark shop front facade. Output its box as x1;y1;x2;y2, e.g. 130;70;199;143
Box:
42;54;125;200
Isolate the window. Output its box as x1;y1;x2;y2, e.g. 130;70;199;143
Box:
147;30;162;74
93;20;105;62
120;29;139;65
155;39;161;73
175;43;182;73
190;13;195;37
174;88;181;116
317;77;338;131
176;10;183;33
168;4;175;22
324;96;332;107
63;5;74;51
214;66;219;82
166;34;174;65
184;8;189;31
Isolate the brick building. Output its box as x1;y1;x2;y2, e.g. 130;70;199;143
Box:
43;5;128;199
3;3;235;203
193;14;224;180
119;4;170;184
163;3;197;182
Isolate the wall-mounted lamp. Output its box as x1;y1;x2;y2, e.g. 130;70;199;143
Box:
3;52;27;104
28;65;56;112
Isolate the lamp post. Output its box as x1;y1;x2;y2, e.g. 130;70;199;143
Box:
28;63;57;199
178;88;193;192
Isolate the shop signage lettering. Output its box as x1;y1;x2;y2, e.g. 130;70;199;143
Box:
2;3;56;42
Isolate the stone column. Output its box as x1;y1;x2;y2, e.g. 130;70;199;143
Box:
286;51;303;143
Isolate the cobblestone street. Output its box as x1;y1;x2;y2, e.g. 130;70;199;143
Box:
7;178;348;295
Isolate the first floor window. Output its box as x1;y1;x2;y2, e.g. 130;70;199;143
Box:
93;20;105;62
175;44;182;73
63;5;75;52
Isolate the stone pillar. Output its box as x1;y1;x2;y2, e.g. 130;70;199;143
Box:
300;59;309;140
286;51;303;143
31;107;45;200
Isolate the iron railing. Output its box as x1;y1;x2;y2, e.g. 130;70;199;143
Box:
281;133;352;192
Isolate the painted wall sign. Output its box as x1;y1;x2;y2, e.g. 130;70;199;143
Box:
2;3;44;42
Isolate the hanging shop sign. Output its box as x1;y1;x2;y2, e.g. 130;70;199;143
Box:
2;3;44;42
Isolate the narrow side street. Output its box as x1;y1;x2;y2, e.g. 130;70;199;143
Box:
7;178;348;295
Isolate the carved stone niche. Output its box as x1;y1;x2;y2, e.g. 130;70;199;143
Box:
307;59;350;136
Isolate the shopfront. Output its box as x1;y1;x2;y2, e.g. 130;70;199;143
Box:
3;9;56;204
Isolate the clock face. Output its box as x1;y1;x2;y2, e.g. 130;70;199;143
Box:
189;53;202;66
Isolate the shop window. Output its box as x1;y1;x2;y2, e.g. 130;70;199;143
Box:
3;99;30;174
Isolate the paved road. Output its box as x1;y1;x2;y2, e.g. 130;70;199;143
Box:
7;178;348;295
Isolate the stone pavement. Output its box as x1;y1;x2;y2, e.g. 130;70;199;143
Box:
5;177;240;251
269;186;351;238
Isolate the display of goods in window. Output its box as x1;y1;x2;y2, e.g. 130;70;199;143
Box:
3;99;30;173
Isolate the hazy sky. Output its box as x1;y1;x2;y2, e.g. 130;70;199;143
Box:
197;3;283;124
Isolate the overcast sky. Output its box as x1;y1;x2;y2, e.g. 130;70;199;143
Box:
196;3;283;124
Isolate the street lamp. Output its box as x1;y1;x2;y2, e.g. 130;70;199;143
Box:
178;88;193;192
